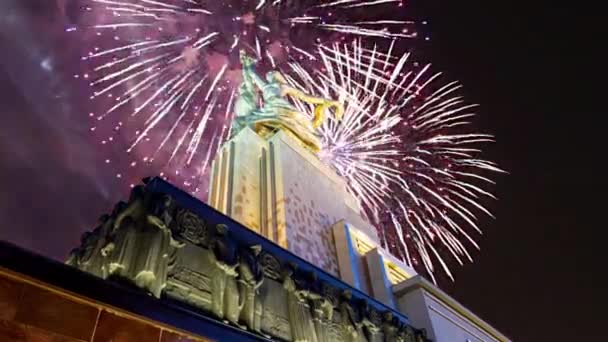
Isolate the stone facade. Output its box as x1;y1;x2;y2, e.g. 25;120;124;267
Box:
67;180;429;342
0;267;211;342
209;128;378;277
394;277;511;342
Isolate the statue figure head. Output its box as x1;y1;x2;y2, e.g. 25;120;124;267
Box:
420;328;427;338
266;71;287;84
238;82;248;94
129;185;146;202
112;201;127;216
250;244;262;256
80;231;91;244
216;224;229;236
162;194;173;208
282;261;297;278
359;299;370;313
281;267;293;279
406;325;415;335
239;49;257;67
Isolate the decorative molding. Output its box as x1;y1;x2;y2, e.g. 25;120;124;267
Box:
259;251;281;280
175;209;209;247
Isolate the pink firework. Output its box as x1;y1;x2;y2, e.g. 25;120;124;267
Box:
284;40;504;282
70;0;415;192
69;1;502;281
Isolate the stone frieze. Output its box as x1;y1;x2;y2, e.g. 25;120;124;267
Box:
67;182;429;342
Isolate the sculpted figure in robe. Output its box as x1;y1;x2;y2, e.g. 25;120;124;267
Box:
134;193;184;298
308;273;334;342
101;187;183;298
209;224;242;327
381;312;399;342
401;324;417;342
360;301;382;342
283;264;319;342
105;185;147;280
238;245;267;336
339;290;367;342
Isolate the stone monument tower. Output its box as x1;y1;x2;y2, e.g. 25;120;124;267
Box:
54;50;509;342
209;51;378;276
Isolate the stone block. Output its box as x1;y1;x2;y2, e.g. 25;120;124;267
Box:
0;276;22;321
160;329;212;342
0;319;85;342
15;284;98;341
93;310;160;342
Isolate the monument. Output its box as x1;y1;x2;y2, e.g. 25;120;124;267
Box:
209;51;378;277
1;51;508;342
59;177;428;342
203;51;511;342
53;52;430;341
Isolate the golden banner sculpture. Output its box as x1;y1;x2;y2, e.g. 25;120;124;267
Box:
232;50;343;153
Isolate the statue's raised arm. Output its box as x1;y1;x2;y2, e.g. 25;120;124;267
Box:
240;50;267;91
231;51;262;137
279;83;344;129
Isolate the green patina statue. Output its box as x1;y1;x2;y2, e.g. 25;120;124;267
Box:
232;50;344;153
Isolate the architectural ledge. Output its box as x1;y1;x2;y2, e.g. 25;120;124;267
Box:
393;276;511;342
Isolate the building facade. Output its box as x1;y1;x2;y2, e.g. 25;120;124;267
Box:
0;128;509;342
208;128;511;342
57;175;428;341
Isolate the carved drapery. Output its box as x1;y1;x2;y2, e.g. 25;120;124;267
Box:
67;182;430;342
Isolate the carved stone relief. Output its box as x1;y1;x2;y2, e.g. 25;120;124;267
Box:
259;251;282;280
66;183;429;342
260;279;291;340
175;209;209;246
165;244;214;311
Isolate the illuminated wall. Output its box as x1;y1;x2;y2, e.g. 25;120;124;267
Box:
394;277;511;342
0;267;211;342
209;128;378;276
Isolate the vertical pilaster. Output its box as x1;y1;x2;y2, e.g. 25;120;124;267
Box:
332;221;361;290
268;140;288;248
365;248;397;308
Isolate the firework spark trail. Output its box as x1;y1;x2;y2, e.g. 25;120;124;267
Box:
285;40;503;281
76;0;501;280
78;0;414;189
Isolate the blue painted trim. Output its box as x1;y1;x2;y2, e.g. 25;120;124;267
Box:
343;223;362;290
376;252;397;309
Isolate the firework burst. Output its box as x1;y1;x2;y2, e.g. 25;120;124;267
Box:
286;40;503;282
71;1;501;281
71;0;415;190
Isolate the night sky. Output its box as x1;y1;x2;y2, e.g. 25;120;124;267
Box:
0;1;603;341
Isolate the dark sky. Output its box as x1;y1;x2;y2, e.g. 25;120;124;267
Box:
0;1;603;341
413;1;605;341
0;0;129;258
